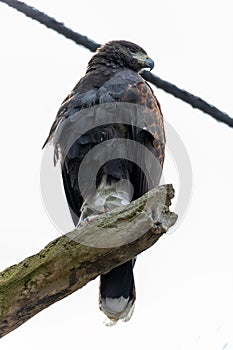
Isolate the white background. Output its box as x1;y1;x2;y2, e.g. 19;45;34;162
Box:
0;0;233;349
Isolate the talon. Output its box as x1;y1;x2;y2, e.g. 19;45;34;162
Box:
104;204;110;212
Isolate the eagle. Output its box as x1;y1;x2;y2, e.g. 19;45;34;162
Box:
43;40;165;325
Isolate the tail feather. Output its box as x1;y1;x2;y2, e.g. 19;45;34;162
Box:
99;260;136;324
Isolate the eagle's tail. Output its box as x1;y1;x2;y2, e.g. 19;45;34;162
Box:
99;259;136;326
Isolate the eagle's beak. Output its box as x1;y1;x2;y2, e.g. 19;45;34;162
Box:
144;57;154;71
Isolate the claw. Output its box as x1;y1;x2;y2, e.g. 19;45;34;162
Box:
76;214;99;228
104;204;111;212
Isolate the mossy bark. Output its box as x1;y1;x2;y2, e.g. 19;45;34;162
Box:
0;185;177;338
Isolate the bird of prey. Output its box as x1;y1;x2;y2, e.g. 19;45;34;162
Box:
43;40;165;325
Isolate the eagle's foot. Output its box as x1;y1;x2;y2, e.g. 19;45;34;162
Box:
76;214;99;228
104;204;111;212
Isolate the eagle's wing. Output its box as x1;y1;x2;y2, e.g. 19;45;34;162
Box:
121;79;165;165
120;78;165;199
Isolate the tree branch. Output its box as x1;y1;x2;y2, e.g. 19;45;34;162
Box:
1;0;232;128
0;185;177;338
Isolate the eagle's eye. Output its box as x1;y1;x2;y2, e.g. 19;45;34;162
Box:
128;48;136;54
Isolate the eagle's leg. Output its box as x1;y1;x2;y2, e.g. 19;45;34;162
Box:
77;175;133;226
77;205;99;227
77;199;111;228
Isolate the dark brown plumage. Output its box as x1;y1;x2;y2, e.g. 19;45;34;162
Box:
44;40;165;325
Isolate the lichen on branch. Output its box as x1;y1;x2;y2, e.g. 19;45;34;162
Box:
0;184;177;338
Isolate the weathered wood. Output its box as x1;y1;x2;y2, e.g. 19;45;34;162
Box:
0;184;177;338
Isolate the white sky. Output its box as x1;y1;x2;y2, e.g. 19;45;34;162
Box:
0;0;233;349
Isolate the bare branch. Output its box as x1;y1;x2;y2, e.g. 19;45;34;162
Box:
1;0;232;128
0;185;177;338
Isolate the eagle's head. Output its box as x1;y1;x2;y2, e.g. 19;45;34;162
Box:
88;40;154;73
